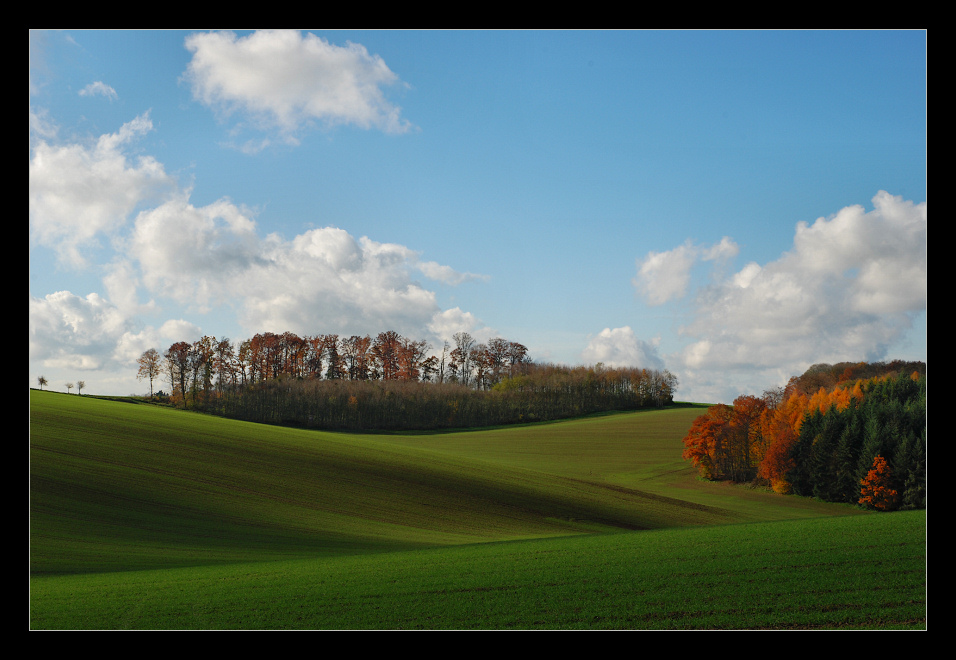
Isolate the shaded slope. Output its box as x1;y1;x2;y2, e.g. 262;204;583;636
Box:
30;392;739;575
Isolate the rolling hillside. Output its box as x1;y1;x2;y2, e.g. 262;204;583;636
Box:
30;390;924;629
30;390;861;575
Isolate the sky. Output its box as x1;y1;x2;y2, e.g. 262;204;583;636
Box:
29;29;927;404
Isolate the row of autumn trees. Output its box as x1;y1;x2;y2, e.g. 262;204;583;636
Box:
681;360;926;511
136;329;678;430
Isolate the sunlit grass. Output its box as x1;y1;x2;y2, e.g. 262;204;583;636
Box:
30;511;925;630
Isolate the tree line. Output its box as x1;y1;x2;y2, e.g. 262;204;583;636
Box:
137;330;530;397
681;360;926;511
136;330;679;430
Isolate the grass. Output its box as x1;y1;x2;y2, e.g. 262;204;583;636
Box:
29;390;925;629
30;512;926;630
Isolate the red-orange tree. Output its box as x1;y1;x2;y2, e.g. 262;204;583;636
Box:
757;390;808;493
858;455;900;511
682;395;769;482
682;405;730;480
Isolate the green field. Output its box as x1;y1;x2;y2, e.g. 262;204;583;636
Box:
29;390;926;629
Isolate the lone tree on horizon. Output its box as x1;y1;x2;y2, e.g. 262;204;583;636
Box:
65;383;74;394
77;380;85;395
37;375;47;390
137;348;161;397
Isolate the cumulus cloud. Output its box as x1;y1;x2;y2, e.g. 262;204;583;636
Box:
30;116;475;340
29;289;205;373
30;291;138;371
183;30;415;142
236;229;448;338
661;191;926;401
29;112;176;268
580;326;664;370
634;237;738;306
788;191;927;315
29;114;483;395
126;193;263;311
427;307;495;344
102;259;156;318
125;194;480;338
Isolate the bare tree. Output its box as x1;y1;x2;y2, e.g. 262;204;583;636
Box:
37;375;48;390
77;380;85;395
137;348;161;397
65;383;74;394
452;332;476;387
436;341;450;384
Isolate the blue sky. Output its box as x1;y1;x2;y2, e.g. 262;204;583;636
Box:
29;30;927;403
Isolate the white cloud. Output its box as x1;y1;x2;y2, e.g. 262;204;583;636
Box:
29;291;202;372
124;191;483;341
29;287;209;395
580;326;665;370
158;319;204;344
664;191;926;401
427;307;490;344
789;190;927;314
417;261;490;285
237;230;446;338
29;112;176;268
127;193;263;311
29;107;58;139
78;81;118;101
30;291;135;371
634;242;696;306
29;114;483;395
104;318;204;369
634;237;738;306
102;259;156;318
701;236;740;262
183;30;415;141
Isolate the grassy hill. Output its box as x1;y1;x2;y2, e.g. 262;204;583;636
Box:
29;390;925;629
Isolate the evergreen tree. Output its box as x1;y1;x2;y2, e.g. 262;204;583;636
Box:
833;403;863;503
809;405;845;501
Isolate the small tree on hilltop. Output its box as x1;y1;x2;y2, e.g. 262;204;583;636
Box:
859;455;900;511
37;375;47;390
66;383;74;394
77;380;85;395
137;348;161;397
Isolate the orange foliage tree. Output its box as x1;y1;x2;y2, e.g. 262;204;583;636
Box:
682;396;767;482
757;391;808;493
683;362;924;507
682;404;731;480
858;455;900;511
